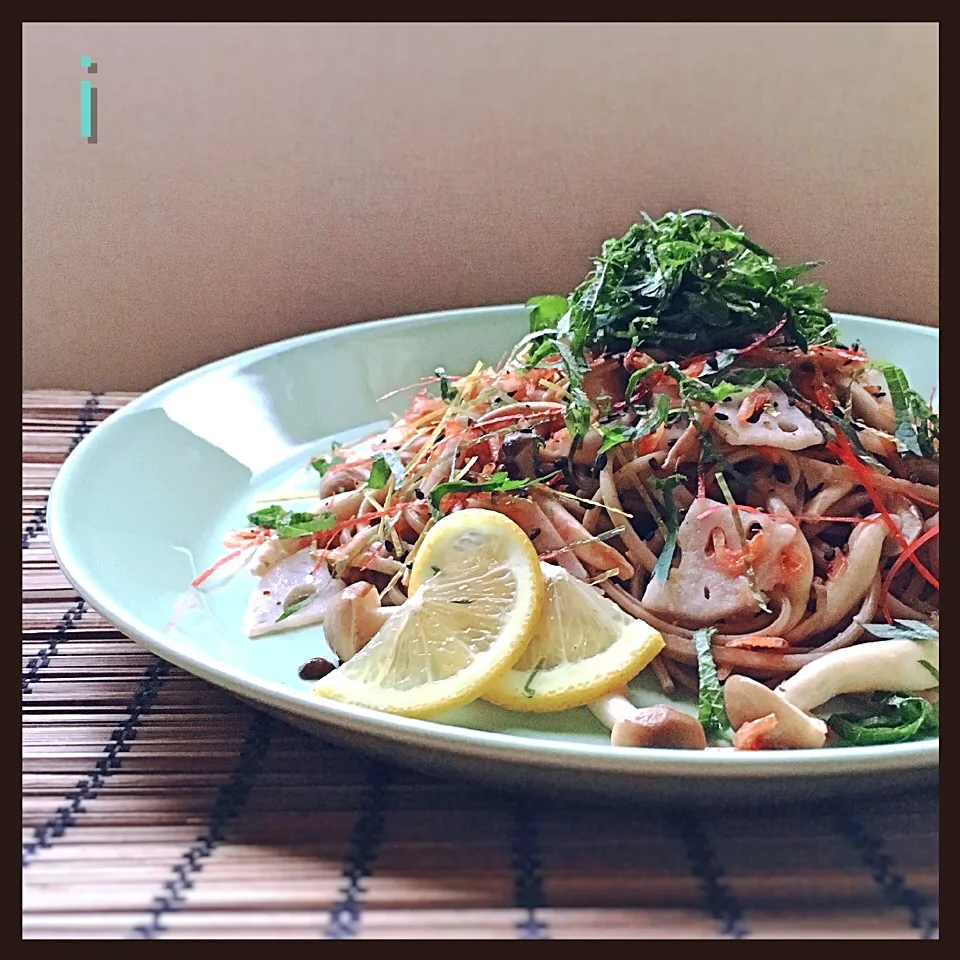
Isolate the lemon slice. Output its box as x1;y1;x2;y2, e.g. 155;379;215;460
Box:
313;509;544;718
483;563;664;712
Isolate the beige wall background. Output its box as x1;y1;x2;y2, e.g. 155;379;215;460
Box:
23;22;938;392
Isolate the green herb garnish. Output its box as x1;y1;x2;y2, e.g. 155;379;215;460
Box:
523;210;835;446
869;361;939;458
276;512;338;539
247;505;289;529
275;590;317;622
434;366;455;403
539;209;833;358
597;395;671;456
721;365;792;390
863;620;940;640
368;450;406;490
828;693;938;746
248;505;337;538
525;295;570;332
650;473;684;581
311;455;345;476
692;627;730;739
624;361;745;412
428;471;554;515
919;661;939;682
522;658;547;698
862;619;938;642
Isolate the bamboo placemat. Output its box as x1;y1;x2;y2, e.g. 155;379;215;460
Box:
22;391;939;940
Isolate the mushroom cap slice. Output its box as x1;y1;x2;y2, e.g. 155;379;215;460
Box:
611;705;707;750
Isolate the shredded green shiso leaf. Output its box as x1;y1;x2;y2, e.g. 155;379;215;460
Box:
524;209;836;441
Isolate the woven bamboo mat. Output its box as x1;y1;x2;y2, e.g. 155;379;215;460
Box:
22;391;939;940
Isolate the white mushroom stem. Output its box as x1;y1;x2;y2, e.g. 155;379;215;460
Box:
724;675;828;749
775;640;939;713
588;690;636;729
323;583;394;663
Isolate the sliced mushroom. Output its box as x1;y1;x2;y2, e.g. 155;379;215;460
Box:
800;459;857;517
775;639;939;713
589;692;706;749
500;431;542;480
322;582;394;663
724;675;828;749
582;355;628;405
856;426;898;460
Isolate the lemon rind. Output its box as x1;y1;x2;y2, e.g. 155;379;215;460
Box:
483;618;664;713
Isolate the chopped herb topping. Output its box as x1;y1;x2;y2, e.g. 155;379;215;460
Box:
525;294;570;332
862;619;938;642
828;693;938;746
311;454;345;476
870;360;939;458
248;505;337;539
368;450;406;490
275;590;317;622
692;627;730;740
598;394;671;455
521;210;836;440
522;658;547;698
247;505;288;529
650;473;684;581
428;471;554;515
434;366;455;403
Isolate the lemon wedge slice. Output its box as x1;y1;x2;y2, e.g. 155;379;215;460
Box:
483;563;664;712
313;509;544;718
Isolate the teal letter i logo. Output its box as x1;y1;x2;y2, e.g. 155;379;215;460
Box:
80;56;97;144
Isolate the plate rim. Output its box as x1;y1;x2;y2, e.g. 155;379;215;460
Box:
46;305;940;781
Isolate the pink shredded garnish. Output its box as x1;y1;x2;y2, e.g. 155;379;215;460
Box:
738;314;788;356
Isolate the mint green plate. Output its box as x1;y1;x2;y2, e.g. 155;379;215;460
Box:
47;306;938;802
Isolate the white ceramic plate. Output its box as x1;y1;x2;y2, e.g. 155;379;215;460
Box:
47;306;939;802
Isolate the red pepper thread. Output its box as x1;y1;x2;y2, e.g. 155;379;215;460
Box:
826;432;938;591
879;522;940;623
